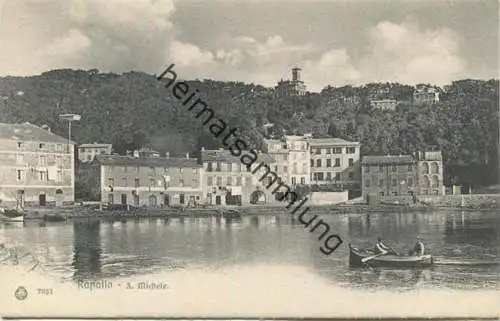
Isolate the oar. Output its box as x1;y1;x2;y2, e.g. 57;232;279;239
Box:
361;251;387;263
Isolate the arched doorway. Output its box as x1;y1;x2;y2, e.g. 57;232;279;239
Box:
250;190;266;205
55;189;64;206
148;195;157;207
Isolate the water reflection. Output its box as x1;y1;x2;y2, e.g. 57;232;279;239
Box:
72;221;102;280
1;210;499;290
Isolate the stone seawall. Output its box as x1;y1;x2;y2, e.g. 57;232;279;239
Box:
380;194;500;209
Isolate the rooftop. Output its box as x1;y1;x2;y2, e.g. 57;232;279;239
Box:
94;155;202;168
201;149;275;164
362;155;415;165
79;142;112;148
0;122;74;144
309;137;360;146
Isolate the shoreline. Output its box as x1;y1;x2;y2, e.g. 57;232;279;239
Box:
16;202;499;222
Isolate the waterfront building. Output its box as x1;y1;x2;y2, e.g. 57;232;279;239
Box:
77;143;112;163
84;154;203;207
264;135;310;186
361;151;444;201
370;99;398;110
0;122;75;207
201;149;279;206
275;67;307;97
309;137;361;188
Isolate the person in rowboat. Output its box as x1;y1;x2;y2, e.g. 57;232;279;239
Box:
374;237;397;255
409;237;425;257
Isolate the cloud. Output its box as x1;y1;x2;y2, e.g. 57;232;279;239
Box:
0;2;468;90
359;20;466;85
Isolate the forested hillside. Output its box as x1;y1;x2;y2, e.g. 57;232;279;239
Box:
0;69;498;186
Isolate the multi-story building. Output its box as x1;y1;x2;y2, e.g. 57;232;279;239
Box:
275;67;307;97
201;149;279;206
83;153;204;207
77;143;112;163
370;99;398;110
309;138;361;187
264;135;310;186
361;151;444;201
125;147;160;158
413;85;440;104
0;122;75;207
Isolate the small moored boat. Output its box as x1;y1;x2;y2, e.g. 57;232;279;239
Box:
0;208;25;223
349;243;433;268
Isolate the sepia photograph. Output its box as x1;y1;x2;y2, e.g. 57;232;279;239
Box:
0;0;499;319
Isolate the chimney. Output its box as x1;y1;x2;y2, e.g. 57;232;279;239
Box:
186;152;189;159
41;124;51;132
201;146;205;151
165;151;170;158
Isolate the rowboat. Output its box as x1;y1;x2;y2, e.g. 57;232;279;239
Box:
349;243;433;268
0;208;25;223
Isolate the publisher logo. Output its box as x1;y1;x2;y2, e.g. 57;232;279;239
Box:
14;286;28;300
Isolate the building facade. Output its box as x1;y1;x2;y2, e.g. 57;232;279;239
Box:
370;99;398;110
86;154;204;207
77;143;112;163
201;149;281;206
264;135;310;186
361;151;444;201
275;67;307;97
413;85;440;104
309;138;361;187
0;122;75;207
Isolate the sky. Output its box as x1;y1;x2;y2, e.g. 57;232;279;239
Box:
0;0;498;91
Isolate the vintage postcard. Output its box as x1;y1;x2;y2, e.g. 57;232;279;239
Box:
0;0;499;319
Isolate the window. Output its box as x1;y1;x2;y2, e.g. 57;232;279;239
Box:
326;148;331;154
348;172;354;180
327;159;332;167
108;178;114;186
326;172;332;180
407;177;413;186
300;177;305;184
17;142;23;149
227;176;232;185
380;191;385;196
391;164;397;172
315;148;321;155
379;179;384;187
365;178;370;187
283;154;288;161
347;147;356;154
283;166;288;173
124;166;128;172
179;177;184;186
348;158;354;167
57;171;63;182
179;168;183;173
335;158;341;167
16;154;23;164
207;163;213;172
39;143;45;149
150;178;155;187
216;176;222;186
378;164;384;171
365;165;370;173
216;162;221;171
236;177;242;186
291;177;297;185
39;170;46;181
310;160;314;167
179;194;185;204
333;147;342;154
39;155;47;166
228;163;232;172
134;178;140;188
335;173;341;180
135;166;140;173
317;173;324;181
16;170;23;181
316;159;322;167
392;178;397;186
207;176;213;185
87;155;92;161
407;165;412;172
392;191;398;196
122;178;127;187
